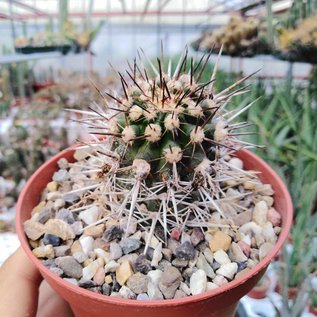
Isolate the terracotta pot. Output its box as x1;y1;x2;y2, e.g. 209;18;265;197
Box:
247;275;271;299
16;148;293;317
274;283;298;300
309;304;317;316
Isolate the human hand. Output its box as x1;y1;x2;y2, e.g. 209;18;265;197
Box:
0;247;74;317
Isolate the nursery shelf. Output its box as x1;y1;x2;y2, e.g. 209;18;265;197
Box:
0;52;63;65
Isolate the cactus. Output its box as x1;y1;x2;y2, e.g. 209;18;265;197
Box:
70;47;260;248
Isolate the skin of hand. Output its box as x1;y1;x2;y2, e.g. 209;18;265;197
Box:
0;247;74;317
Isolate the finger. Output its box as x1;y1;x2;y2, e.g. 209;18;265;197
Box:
0;246;43;317
37;280;74;317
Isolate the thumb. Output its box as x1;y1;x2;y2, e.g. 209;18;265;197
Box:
0;246;43;317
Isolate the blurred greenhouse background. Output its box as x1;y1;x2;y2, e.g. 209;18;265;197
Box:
0;1;317;316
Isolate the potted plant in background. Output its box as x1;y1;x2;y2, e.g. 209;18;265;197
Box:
16;48;292;317
247;272;271;299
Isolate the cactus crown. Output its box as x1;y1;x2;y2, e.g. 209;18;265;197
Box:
73;47;259;243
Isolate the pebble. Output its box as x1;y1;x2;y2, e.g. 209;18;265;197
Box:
135;254;152;274
162;248;172;261
32;245;55;259
79;278;96;288
190;269;207;295
74;148;91;161
214;250;231;265
79;236;95;255
172;258;189;268
190;228;205;246
105;260;120;273
174;290;187;299
238;241;251;257
255;184;274;196
105;275;113;284
229;242;248;262
181;231;192;244
203;248;214;264
109;242;123;260
94;248;110;264
53;169;69;183
64;278;79;286
24;220;46;240
229;157;243;170
175;241;196;260
170;228;182;241
267;208;282;226
93;267;106;285
71;240;83;255
79;206;100;225
213;275;228;286
46;191;61;201
151;242;163;267
147;281;164;300
31;201;46;215
102;284;111;296
239;222;262;236
119;238;141;255
43;233;61;247
147;270;163;286
55;256;83;279
157;259;172;272
262;222;277;244
206;282;219;291
70;221;83;235
54;199;65;209
73;251;88;263
235;268;250;279
253;201;268;226
120;217;137;235
103;226;122;242
196;253;215;278
50;267;63;276
54;245;71;257
116;260;133;286
46;181;59;192
82;260;101;280
167;238;180;255
237;261;248;272
127;272;149;294
136;293;150;300
37;208;53;224
259;242;274;260
180;282;191;295
216;263;238;280
159;267;182;299
209;231;232;252
45;219;75;241
56;209;75;224
119;286;136;299
64;193;80;204
232;210;252;226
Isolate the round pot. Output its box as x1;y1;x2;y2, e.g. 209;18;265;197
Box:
247;275;271;299
16;148;293;317
309;304;317;316
274;283;298;300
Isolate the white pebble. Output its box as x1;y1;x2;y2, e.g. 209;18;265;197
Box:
147;270;163;286
216;263;238;280
229;157;243;170
79;206;100;225
190;269;207;295
239;221;262;236
253;201;268;226
180;282;191;295
104;260;120;273
206;282;219;291
79;236;94;255
94;248;110;264
82;260;100;280
214;250;231;265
